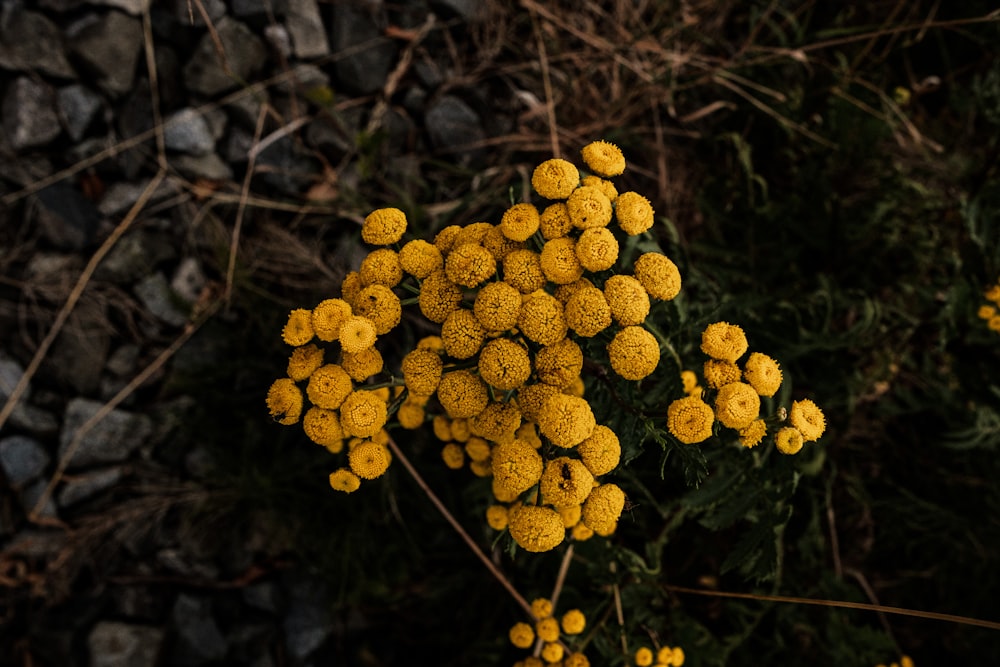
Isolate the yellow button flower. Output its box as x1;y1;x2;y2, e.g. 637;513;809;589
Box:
582;482;625;536
554;277;594;305
500;202;541;241
577;424;621;476
441;308;487;360
738;418;767;449
477;338;531;390
634;647;654;666
775;426;804;455
454;221;493;247
978;304;996;320
581;140;626;177
482;225;525;262
399;239;443;280
681;369;699;394
493;477;520;502
564;652;591;667
581;174;618;201
540;202;573;239
509;504;565;552
450;417;472;442
441;442;465;469
445;242;496;288
565;286;612;337
353;284;401;335
703;359;741;389
469;459;491;477
473;281;522;333
305;364;353;410
605;275;650;325
396;399;425;429
348;440;390;479
472;401;522;441
486;504;509;530
287;344;324;381
541;237;584;285
518;292;568;346
338;315;377;354
492;438;543;496
666;395;715;444
615;191;654;235
743;352;782;397
714;382;760;429
516;383;561;423
559;504;582;528
303;407;344;446
339;390;388;438
464;436;491;462
341;271;363;307
418;269;463;324
340;346;383;382
329;468;361;493
536;616;560;642
634;252;681;301
541;642;564;663
432;415;451;441
535;338;584;389
282;308;314;346
701;321;749;363
531;597;553;619
311;298;352;342
503;249;547;294
532;158;580;199
509;622;535;649
436;369;489;419
402;348;443;397
359;248;403;288
789;398;826;442
571;522;593;541
434;224;462;256
607;326;660;381
541;456;595;508
561;609;586;635
575;227;619;272
266;378;303;425
537;394;596;448
362;207;407;245
567;185;613;229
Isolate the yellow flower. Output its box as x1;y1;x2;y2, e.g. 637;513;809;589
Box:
399;239;443;278
559;504;582;527
986;284;1000;303
473;281;522;333
339;390;388;438
575;227;619;272
660;647;685;666
282;308;314;346
564;652;591;667
441;443;465;469
541;456;595;508
359;248;403;288
634;647;654;666
535;338;584;389
436;369;489;418
775;426;804;455
539;202;574;240
532;158;580;199
306;364;353;410
472;401;522;441
701;321;749;363
581;174;618;201
353;285;401;335
341;346;383;381
900;655;913;667
577;425;621;476
571;522;593;541
989;314;1000;332
714;382;760;429
518;292;568;346
743;352;782;397
362;207;407;245
541;237;584;285
418;269;463;323
503;249;547;294
440;309;486;360
348;440;390;479
531;597;554;619
703;359;741;389
979;304;997;319
554;277;594;305
681;370;698;394
341;271;363;307
492;438;544;496
482;225;525;262
329;468;361;493
564;376;585;397
287;344;324;382
605;275;650;325
789;398;826;442
615;191;654;235
581;140;626;177
493;477;520;502
455;221;493;247
509;621;535;649
565;286;612;337
516;383;560;423
396;400;425;429
561;609;586;635
432;415;451;441
536;616;560;642
312;299;352;342
582;482;625;536
338;316;377;354
266;378;303;425
633;252;682;301
541;642;564;663
401;348;443;397
418;335;444;352
486;504;509;530
667;395;715;443
477;338;531;390
500;203;541;242
538;394;596;448
567;185;613;229
463;437;491;462
450;417;472;442
738;418;767;448
303;407;344;446
607;326;660;380
445;242;496;288
508;504;565;552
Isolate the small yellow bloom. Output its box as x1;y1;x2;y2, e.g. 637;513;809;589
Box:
604;275;650;326
463;437;491;463
607;326;660;381
486;504;509;530
477;337;532;390
681;370;699;394
417;335;444;352
348;440;390;479
634;648;654;666
575;227;619;272
418;269;463;323
535;338;584;389
900;655;913;667
541;237;584;285
401;348;443;397
399;239;443;278
979;304;997;320
482;224;524;262
567;185;613;229
633;252;681;301
701;321;749;363
531;597;553;619
287;344;324;382
990;314;1000;332
500;202;541;241
472;401;522;441
493;477;520;503
282;308;314;346
667;395;715;444
559;504;582;527
358;248;403;288
454;221;493;247
353;284;401;335
509;504;565;552
329;468;361;493
266;378;303;425
473;280;522;333
339;390;388;438
565;286;612;337
615;191;654;235
789;398;826;442
469;458;492;478
581;140;626;177
503;249;547;294
445;242;496;288
539;202;574;240
337;316;376;354
538;394;596;448
340;346;383;382
441;308;487;360
581;174;618;201
561;609;586;635
571;521;593;541
518;292;568;346
450;417;472;442
660;646;685;666
516;383;561;423
303;407;344;446
536;616;560;642
541;456;595;508
532;158;579;199
361;207;407;245
743;352;783;397
703;359;742;389
577;424;621;476
509;622;535;649
312;299;352;342
433;224;462;255
986;284;1000;303
432;415;451;441
441;443;465;469
436;370;489;419
775;426;804;454
492;438;543;496
541;642;564;663
341;271;363;307
305;364;353;410
554;277;594;305
564;652;591;667
714;382;760;430
738;418;767;448
582;483;625;536
396;400;425;429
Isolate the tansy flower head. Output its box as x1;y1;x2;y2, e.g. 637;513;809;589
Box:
464;436;491;462
559;504;582;527
539;202;573;240
486;505;508;530
441;443;465;469
531;597;553;619
493;476;520;502
433;224;462;255
703;359;741;389
287;344;324;382
517;422;542;449
581;140;626;177
572;522;594;541
743;352;782;397
605;275;650;325
681;370;699;394
337;315;377;354
565;286;612;337
582;483;625;536
575;226;619;272
454;221;493;247
564;652;591;667
402;348;443;397
667;395;715;443
538;394;596;448
399;239;443;278
445;243;497;288
634;647;654;667
266;378;303;425
775;426;804;454
436;370;489;419
738;418;767;448
518;292;568;346
312;299;352;342
535;338;584;389
362;207;407;245
567;185;613;229
509;622;535;649
989;314;1000;332
417;335;444;352
359;248;403;288
450;418;472;442
432;415;452;441
581;174;618;200
329;468;361;493
541;642;564;663
418;269;463;323
282;308;314;346
339;390;388;438
536;617;560;642
615;191;654;235
607;326;660;380
554;277;594;305
341;271;363;307
340;347;383;382
561;609;586;635
701;321;749;362
396;400;425;429
979;304;997;320
532;158;580;199
633;252;682;301
541;237;585;285
303;407;344;446
441;309;487;360
659;646;685;666
482;225;524;261
789;398;826;442
492;438;543;496
577;424;621;476
353;284;401;335
541;456;595;508
509;504;565;552
714;382;761;429
348;440;390;479
472;401;522;441
500;203;541;242
478;337;532;390
473;281;522;333
306;364;353;410
516;382;561;423
503;249;547;294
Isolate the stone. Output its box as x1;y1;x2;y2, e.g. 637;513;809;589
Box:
243;581;282;613
183;17;268;97
32;183;100;251
282;576;331;660
4;529;67;558
57;84;104;142
2;77;62;151
59;398;154;469
57;466;124;506
0;353;30;403
170;595;228;665
67;11;144;97
0;435;50;486
87;0;153;15
264;24;293;59
0;8;76;78
171;0;226;26
163;108;216;155
223;126;256;163
98;180;178;217
424;94;486;164
171;257;206;304
171;153;234;181
329;3;397;95
256;134;320;195
88;622;165;667
47;299;110;394
95;229;176;285
21;478;58;519
106;345;140;378
8;403;60;436
135;272;190;327
431;0;483;20
287;0;329;59
232;0;290;17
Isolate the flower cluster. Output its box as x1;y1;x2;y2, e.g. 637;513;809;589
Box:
666;321;826;454
509;597;590;666
978;279;1000;333
875;655;914;667
634;644;686;666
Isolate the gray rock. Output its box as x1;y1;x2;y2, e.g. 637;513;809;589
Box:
21;478;59;519
0;354;29;403
135;272;190;327
226;90;269;129
94;229;175;285
171;152;234;181
98;179;178;217
87;0;153;15
24;253;82;282
171;0;226;26
425;95;486;164
283;577;331;660
48;299;110;394
4;529;67;558
223;126;256;163
67;11;144;98
0;435;50;486
183;17;267;97
0;8;76;78
59;398;154;469
243;581;282;613
57;466;124;506
256;135;320;195
431;0;483;20
171;257;207;304
264;24;293;59
171;594;228;665
329;4;397;94
232;0;289;17
57;84;104;142
2;77;62;151
88;622;164;667
203;108;229;142
31;183;99;251
163;108;215;155
8;403;60;436
106;344;140;378
287;0;329;59
183;445;214;478
0;152;53;188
